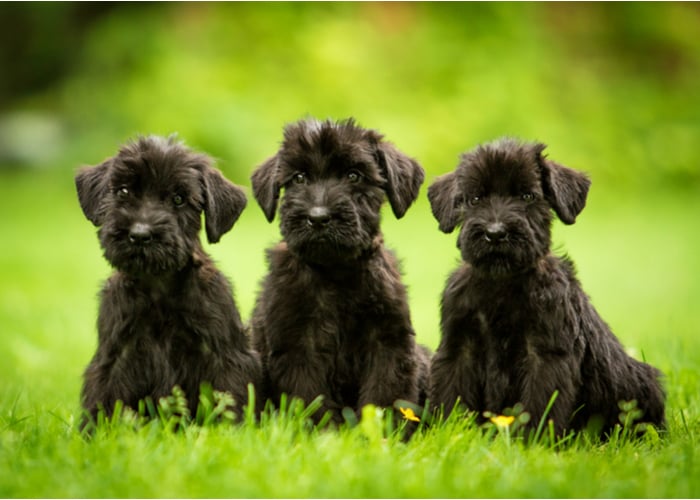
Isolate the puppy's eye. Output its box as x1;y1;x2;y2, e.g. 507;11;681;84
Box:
293;173;307;184
347;170;361;183
468;196;481;207
521;193;535;202
116;186;129;198
173;194;186;207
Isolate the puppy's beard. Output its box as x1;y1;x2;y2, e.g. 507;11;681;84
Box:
292;239;364;266
107;246;189;276
284;227;364;264
460;224;539;277
100;227;192;276
278;201;380;267
282;223;373;266
465;250;523;278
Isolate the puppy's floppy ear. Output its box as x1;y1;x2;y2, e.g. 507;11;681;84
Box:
427;171;462;233
537;147;591;225
376;142;425;219
250;155;281;223
75;159;112;226
200;164;247;244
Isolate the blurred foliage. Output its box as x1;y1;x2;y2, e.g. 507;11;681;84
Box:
1;2;700;189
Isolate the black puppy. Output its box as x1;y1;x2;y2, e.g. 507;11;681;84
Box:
427;138;665;435
250;118;430;422
76;135;261;426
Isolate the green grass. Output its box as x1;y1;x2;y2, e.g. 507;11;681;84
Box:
1;169;699;498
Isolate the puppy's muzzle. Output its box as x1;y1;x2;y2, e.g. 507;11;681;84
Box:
484;222;507;243
129;222;154;245
307;206;332;228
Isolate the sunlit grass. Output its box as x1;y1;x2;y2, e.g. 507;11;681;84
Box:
1;389;697;498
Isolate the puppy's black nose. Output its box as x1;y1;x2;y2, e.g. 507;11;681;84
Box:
307;206;331;227
484;222;507;242
129;222;153;244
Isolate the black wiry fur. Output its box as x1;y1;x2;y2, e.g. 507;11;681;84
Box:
76;135;261;425
250;118;430;422
427;138;665;435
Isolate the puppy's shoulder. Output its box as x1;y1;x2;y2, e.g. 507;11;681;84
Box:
191;246;230;286
263;241;311;284
372;240;402;279
100;271;129;297
187;248;232;298
541;253;579;281
98;272;140;317
265;241;295;270
443;263;474;299
535;254;586;301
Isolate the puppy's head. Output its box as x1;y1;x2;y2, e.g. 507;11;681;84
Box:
251;118;424;265
428;138;590;276
75;135;246;276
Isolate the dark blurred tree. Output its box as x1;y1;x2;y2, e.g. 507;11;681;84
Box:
0;2;116;109
542;2;700;83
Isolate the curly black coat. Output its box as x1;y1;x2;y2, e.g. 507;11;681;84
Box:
250;118;430;422
427;138;665;434
75;136;261;425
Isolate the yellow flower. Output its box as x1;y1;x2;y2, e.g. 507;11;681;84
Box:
490;415;515;427
399;407;420;422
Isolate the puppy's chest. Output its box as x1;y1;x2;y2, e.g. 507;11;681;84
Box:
285;262;384;313
304;289;379;399
117;290;207;355
307;287;382;346
464;287;554;364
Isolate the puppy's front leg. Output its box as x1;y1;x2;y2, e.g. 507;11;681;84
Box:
81;338;144;425
82;285;143;423
519;348;580;435
268;349;341;422
429;349;482;416
358;336;419;410
81;355;119;422
429;303;485;416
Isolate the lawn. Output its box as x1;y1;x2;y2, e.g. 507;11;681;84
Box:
0;168;698;498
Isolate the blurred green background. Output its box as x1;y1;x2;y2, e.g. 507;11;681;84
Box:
1;2;699;417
